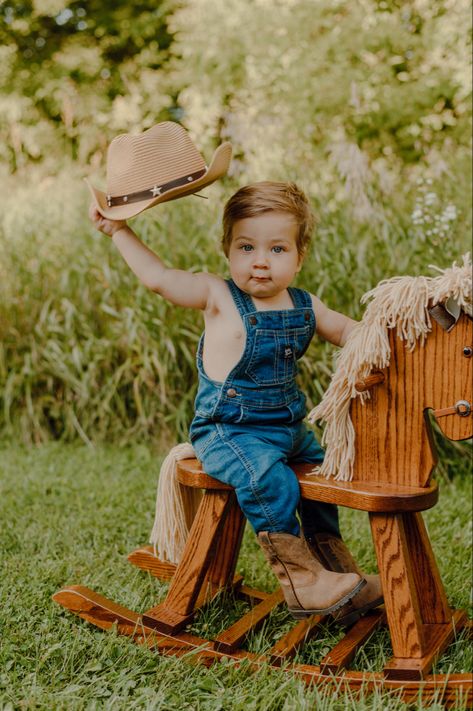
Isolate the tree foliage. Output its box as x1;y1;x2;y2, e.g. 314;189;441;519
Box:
0;0;470;175
0;0;176;169
1;0;470;215
163;0;471;193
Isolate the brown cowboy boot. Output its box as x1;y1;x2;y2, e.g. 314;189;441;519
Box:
257;532;366;618
306;532;383;626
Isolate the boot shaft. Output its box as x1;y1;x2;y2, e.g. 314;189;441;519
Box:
307;532;361;574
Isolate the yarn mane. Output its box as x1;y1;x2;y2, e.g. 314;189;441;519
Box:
308;253;472;482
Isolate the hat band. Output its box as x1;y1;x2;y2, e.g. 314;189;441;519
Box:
106;169;207;207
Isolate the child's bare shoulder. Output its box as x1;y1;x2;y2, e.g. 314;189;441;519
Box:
204;273;234;317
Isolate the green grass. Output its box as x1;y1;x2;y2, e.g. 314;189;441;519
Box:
1;441;471;710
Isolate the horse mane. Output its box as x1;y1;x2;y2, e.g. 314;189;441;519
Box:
308;253;472;482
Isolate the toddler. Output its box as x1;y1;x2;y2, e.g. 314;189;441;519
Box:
90;180;382;620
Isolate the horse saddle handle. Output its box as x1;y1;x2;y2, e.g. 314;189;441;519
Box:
434;400;472;419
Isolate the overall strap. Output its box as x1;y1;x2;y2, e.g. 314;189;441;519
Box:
288;286;313;310
226;279;256;316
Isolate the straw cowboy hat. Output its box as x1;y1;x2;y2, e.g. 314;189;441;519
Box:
86;121;232;220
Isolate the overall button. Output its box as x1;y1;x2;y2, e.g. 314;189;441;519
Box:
304;311;311;321
226;388;238;398
249;316;257;325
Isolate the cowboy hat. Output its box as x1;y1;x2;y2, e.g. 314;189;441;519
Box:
86;121;232;220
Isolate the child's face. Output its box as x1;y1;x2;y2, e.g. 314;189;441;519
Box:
228;211;302;299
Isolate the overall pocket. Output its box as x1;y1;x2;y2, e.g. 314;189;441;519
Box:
245;326;309;386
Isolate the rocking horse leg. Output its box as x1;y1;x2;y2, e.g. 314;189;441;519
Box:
402;512;450;623
142;488;236;633
369;512;425;676
204;493;245;591
370;511;467;681
398;512;468;669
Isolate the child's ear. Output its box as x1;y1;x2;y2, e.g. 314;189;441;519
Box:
296;250;306;272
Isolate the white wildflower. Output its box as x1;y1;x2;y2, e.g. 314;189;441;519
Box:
411;180;459;243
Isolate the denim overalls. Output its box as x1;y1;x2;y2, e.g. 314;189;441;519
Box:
189;279;340;537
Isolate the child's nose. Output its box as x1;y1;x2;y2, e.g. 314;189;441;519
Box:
253;251;269;267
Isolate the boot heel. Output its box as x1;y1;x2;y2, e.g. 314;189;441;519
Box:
326;576;366;613
288;608;312;620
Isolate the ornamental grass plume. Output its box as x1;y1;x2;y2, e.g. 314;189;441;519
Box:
329;141;375;222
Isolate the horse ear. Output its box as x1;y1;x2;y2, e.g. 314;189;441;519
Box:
429;297;461;332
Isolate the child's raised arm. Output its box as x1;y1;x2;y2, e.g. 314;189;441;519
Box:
310;294;357;347
90;204;212;311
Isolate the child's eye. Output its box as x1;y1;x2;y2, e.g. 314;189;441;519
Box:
272;246;284;253
241;244;253;252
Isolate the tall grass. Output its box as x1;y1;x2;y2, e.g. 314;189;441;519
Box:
0;163;471;445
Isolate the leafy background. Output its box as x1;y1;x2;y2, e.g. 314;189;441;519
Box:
1;0;471;444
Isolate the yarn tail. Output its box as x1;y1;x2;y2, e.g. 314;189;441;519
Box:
149;443;201;564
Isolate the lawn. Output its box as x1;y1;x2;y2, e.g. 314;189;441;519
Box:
1;441;471;710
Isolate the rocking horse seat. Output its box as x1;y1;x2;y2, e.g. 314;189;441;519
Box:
177;458;439;514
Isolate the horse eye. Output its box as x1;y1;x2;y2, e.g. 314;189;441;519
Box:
463;346;473;357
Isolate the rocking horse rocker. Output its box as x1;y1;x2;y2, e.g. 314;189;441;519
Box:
53;256;473;706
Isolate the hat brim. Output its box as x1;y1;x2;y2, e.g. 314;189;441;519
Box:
87;141;232;221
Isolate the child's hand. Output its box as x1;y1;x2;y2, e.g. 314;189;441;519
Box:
89;203;127;237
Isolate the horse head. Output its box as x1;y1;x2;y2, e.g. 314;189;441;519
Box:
351;304;472;488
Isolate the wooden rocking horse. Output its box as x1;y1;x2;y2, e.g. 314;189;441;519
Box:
53;264;472;707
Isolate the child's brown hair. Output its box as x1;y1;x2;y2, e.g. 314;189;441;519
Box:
221;181;315;257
